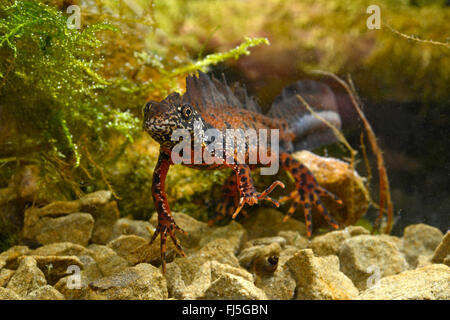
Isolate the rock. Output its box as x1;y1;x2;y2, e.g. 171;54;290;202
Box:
378;234;403;250
111;218;154;241
26;213;95;246
198;221;247;254
278;231;309;249
27;285;65;300
22;190;113;245
0;287;23;300
165;263;187;299
287;249;359;300
401;224;443;267
54;274;90;300
278;246;300;266
346;226;371;236
6;256;47;296
88;244;129;277
241;208;306;239
150;211;209;248
30;242;92;257
91;201;120;244
444;255;450;267
254;264;296;300
180;261;254;299
0;245;29;269
78;190;112;208
77;255;102;282
360;264;450;300
107;235;151;265
245;236;286;248
170;239;240;287
88;263;168;300
28;255;84;285
416;254;432;268
309;229;350;257
309;226;370;257
431;231;450;264
238;243;281;274
338;235;409;290
0;269;15;287
202;273;268;300
293;150;369;227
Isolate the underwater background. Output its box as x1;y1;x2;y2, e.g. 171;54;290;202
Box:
0;0;449;251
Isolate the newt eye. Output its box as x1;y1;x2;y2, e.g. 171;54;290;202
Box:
181;104;193;120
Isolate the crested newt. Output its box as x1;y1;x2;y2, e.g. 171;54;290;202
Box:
143;71;343;273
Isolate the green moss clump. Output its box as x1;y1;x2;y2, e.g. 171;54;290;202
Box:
0;0;270;241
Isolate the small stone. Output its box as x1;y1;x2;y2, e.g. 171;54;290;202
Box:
198;221;247;254
6;256;47;296
245;236;286;248
22;190;112;246
30;242;93;257
0;245;29;269
111;218;154;241
78;190;112;208
202;273;268;300
293;151;369;227
181;261;254;300
171;239;240;287
34;213;95;246
77;255;102;283
54;274;90;300
378;234;403;250
238;243;281;273
150;211;209;248
241;208;306;239
443;255;450;267
29;255;84;285
401;224;443;267
165;263;187;299
91;201;120;244
345;226;370;236
431;231;450;264
360;264;450;300
416;255;432;268
0;287;23;300
0;269;15;287
88;244;129;277
286;249;359;300
254;264;296;300
338;235;409;290
309;229;351;256
27;285;65;300
278;231;309;249
107;235;151;265
88;263;168;300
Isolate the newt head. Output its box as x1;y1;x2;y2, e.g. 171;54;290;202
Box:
143;92;206;149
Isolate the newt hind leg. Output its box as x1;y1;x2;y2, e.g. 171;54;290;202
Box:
208;172;240;226
279;152;342;237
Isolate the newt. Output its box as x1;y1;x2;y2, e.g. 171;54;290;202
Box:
143;71;343;273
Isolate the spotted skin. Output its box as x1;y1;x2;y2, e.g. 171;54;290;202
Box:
278;152;341;237
143;72;343;274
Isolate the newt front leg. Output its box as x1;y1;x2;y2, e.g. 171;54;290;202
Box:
151;151;187;274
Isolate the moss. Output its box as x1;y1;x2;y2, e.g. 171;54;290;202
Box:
0;0;268;206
